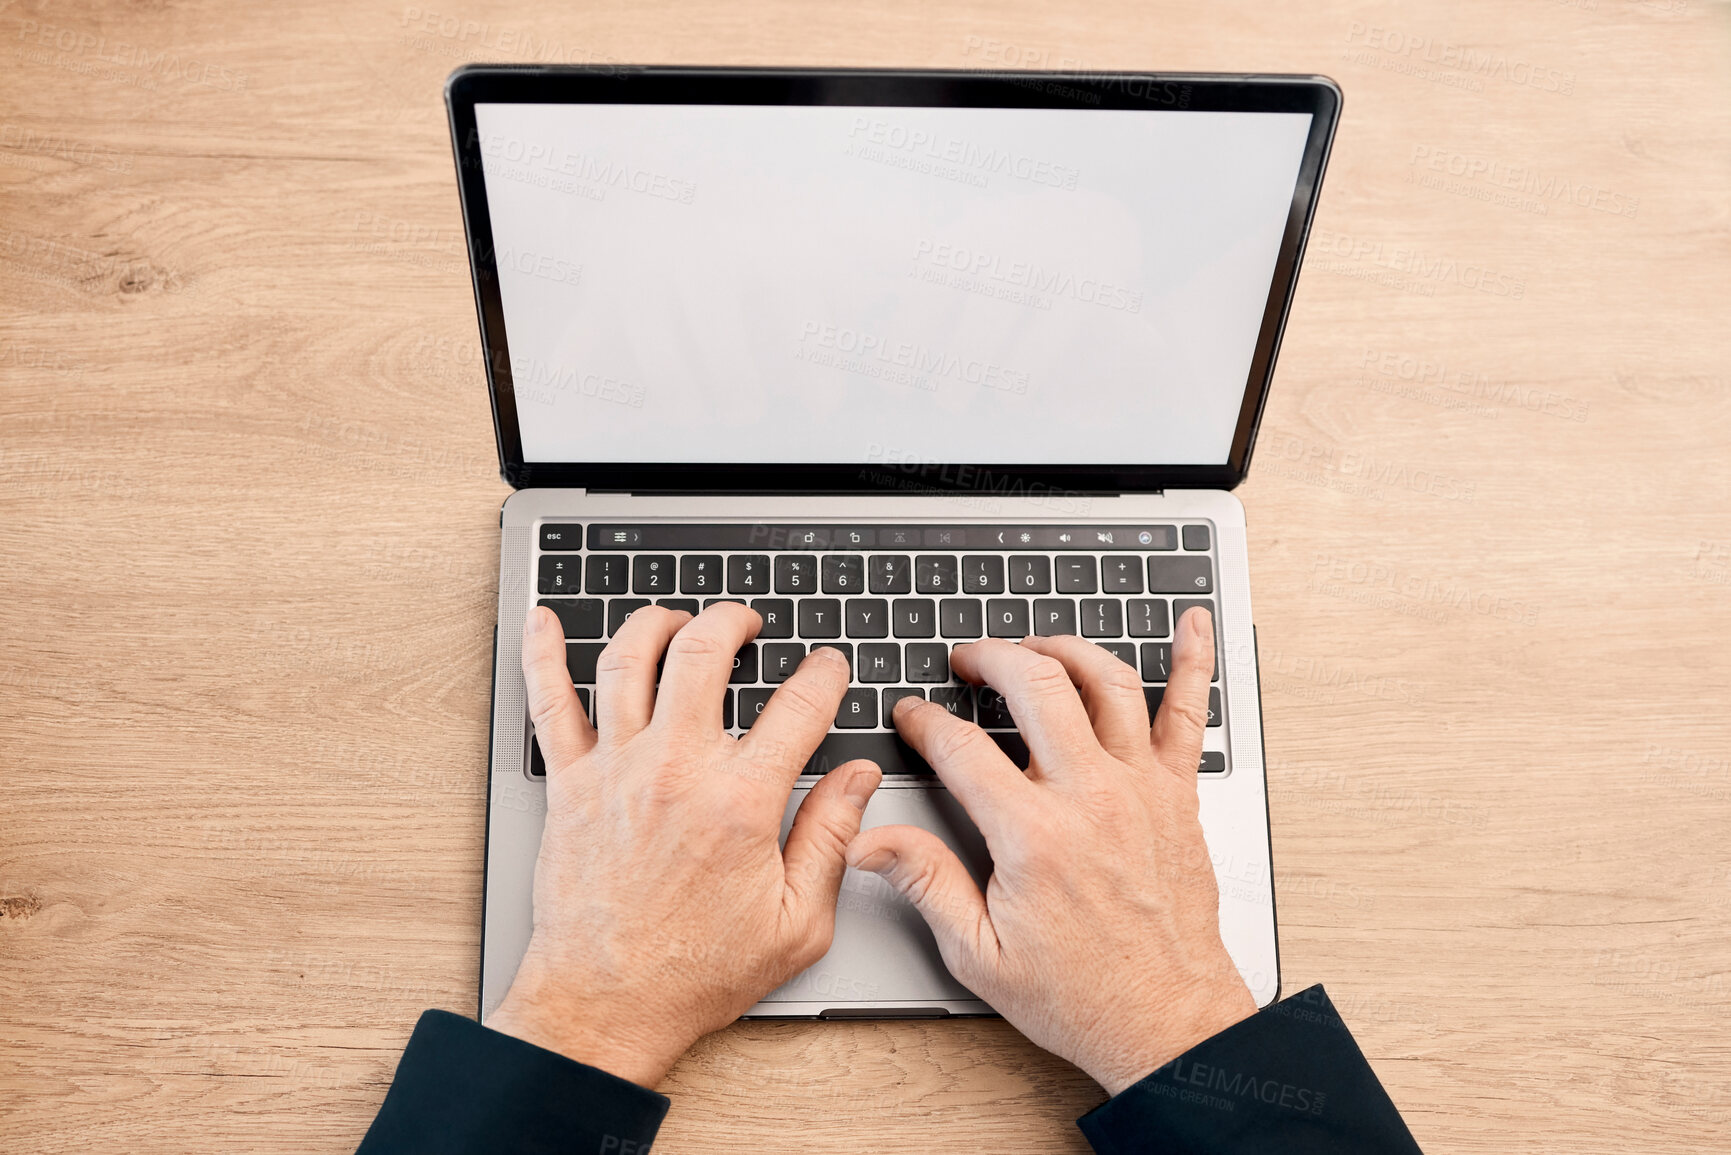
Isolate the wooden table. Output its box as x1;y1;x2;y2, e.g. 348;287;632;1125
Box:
3;2;1728;1151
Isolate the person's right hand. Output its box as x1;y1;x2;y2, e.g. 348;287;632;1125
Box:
846;607;1256;1096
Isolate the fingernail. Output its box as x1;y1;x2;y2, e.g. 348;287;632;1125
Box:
854;848;896;873
526;607;552;636
892;694;919;717
844;764;881;810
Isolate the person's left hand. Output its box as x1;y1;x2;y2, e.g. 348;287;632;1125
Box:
487;602;882;1087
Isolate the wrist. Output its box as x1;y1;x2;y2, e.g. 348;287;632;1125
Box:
1086;979;1258;1097
488;952;693;1089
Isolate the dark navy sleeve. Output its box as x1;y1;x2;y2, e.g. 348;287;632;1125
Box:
356;1010;670;1155
1077;985;1423;1154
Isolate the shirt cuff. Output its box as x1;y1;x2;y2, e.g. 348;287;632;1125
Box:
356;1009;670;1155
1077;984;1423;1155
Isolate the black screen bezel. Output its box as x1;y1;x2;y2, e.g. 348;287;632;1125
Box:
445;66;1340;493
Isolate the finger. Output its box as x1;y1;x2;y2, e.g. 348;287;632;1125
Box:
594;605;689;741
781;760;883;952
948;639;1102;777
739;645;851;784
652;602;762;737
1152;606;1214;779
521;605;597;769
1018;634;1152;766
847;824;998;983
891;696;1031;840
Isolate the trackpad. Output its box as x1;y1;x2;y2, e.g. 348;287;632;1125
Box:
759;786;993;1008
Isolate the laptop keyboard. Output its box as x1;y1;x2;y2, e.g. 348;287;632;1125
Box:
529;523;1226;778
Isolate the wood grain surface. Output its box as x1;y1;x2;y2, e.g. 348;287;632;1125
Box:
3;1;1728;1151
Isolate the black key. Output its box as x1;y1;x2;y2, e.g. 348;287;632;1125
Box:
799;599;843;639
1140;643;1171;682
1055;556;1097;594
929;685;974;722
738;687;774;728
892;599;937;638
857;643;901;683
1199;751;1226;774
962;555;1005;594
1008;555;1050;593
529;734;545;776
882;687;926;718
703;598;745;608
763;643;806;683
728;554;770;594
810;641;854;678
1101;555;1144;593
1173;598;1221;682
751;598;795;638
1127;599;1171;638
730;643;758;685
539;598;603;639
539;523;583;551
915;555;959;594
819;714;989;776
722;689;734;730
940;599;984;639
987;598;1030;638
905;643;949;683
657;598;699;615
1143;685;1165;718
845;599;890;638
575;687;592;720
977;686;1014;729
821;555;865;594
681;555;724;594
1173;598;1215;629
566;642;605;683
869;555;912;594
608;598;651;636
1098;641;1137;668
804;732;932;777
538;555;580;595
776;555;818;593
1080;599;1122;638
1133;681;1218;732
1033;598;1076;637
1149;556;1213;595
991;732;1031;769
836;688;877;729
584;554;628;594
1183;524;1212;551
633;555;676;594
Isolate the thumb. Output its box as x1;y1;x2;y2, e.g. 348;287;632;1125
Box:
846;824;999;983
782;760;882;943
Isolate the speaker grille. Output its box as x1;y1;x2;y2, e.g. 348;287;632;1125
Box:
492;524;531;777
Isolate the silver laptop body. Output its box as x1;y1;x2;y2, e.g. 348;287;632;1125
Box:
445;67;1341;1020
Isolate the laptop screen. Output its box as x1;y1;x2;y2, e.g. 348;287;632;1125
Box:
471;99;1314;469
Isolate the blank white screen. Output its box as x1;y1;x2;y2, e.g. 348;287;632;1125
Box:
475;102;1311;465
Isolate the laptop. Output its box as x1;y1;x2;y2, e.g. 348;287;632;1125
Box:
446;66;1340;1021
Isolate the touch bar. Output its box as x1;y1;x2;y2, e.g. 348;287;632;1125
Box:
587;524;1178;551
